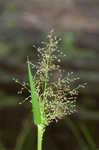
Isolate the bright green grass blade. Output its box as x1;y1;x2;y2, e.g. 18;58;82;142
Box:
28;62;41;125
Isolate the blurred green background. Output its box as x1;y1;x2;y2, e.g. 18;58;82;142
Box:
0;0;99;150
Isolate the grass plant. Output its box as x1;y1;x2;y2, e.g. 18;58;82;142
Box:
15;30;85;150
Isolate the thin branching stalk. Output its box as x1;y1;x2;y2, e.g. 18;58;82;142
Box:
43;54;50;113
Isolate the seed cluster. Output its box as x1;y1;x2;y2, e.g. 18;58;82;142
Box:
29;30;85;126
15;30;85;127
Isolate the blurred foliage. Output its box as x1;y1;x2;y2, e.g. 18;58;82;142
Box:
0;91;18;107
14;120;35;150
80;123;98;150
65;118;98;150
60;31;96;59
0;43;9;56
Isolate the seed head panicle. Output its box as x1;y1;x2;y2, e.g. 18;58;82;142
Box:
15;30;85;127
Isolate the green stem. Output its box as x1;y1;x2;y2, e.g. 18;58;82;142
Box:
37;125;44;150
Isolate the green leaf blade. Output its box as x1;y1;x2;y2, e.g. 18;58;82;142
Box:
28;62;41;125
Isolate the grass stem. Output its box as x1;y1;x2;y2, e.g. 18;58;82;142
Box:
37;125;44;150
